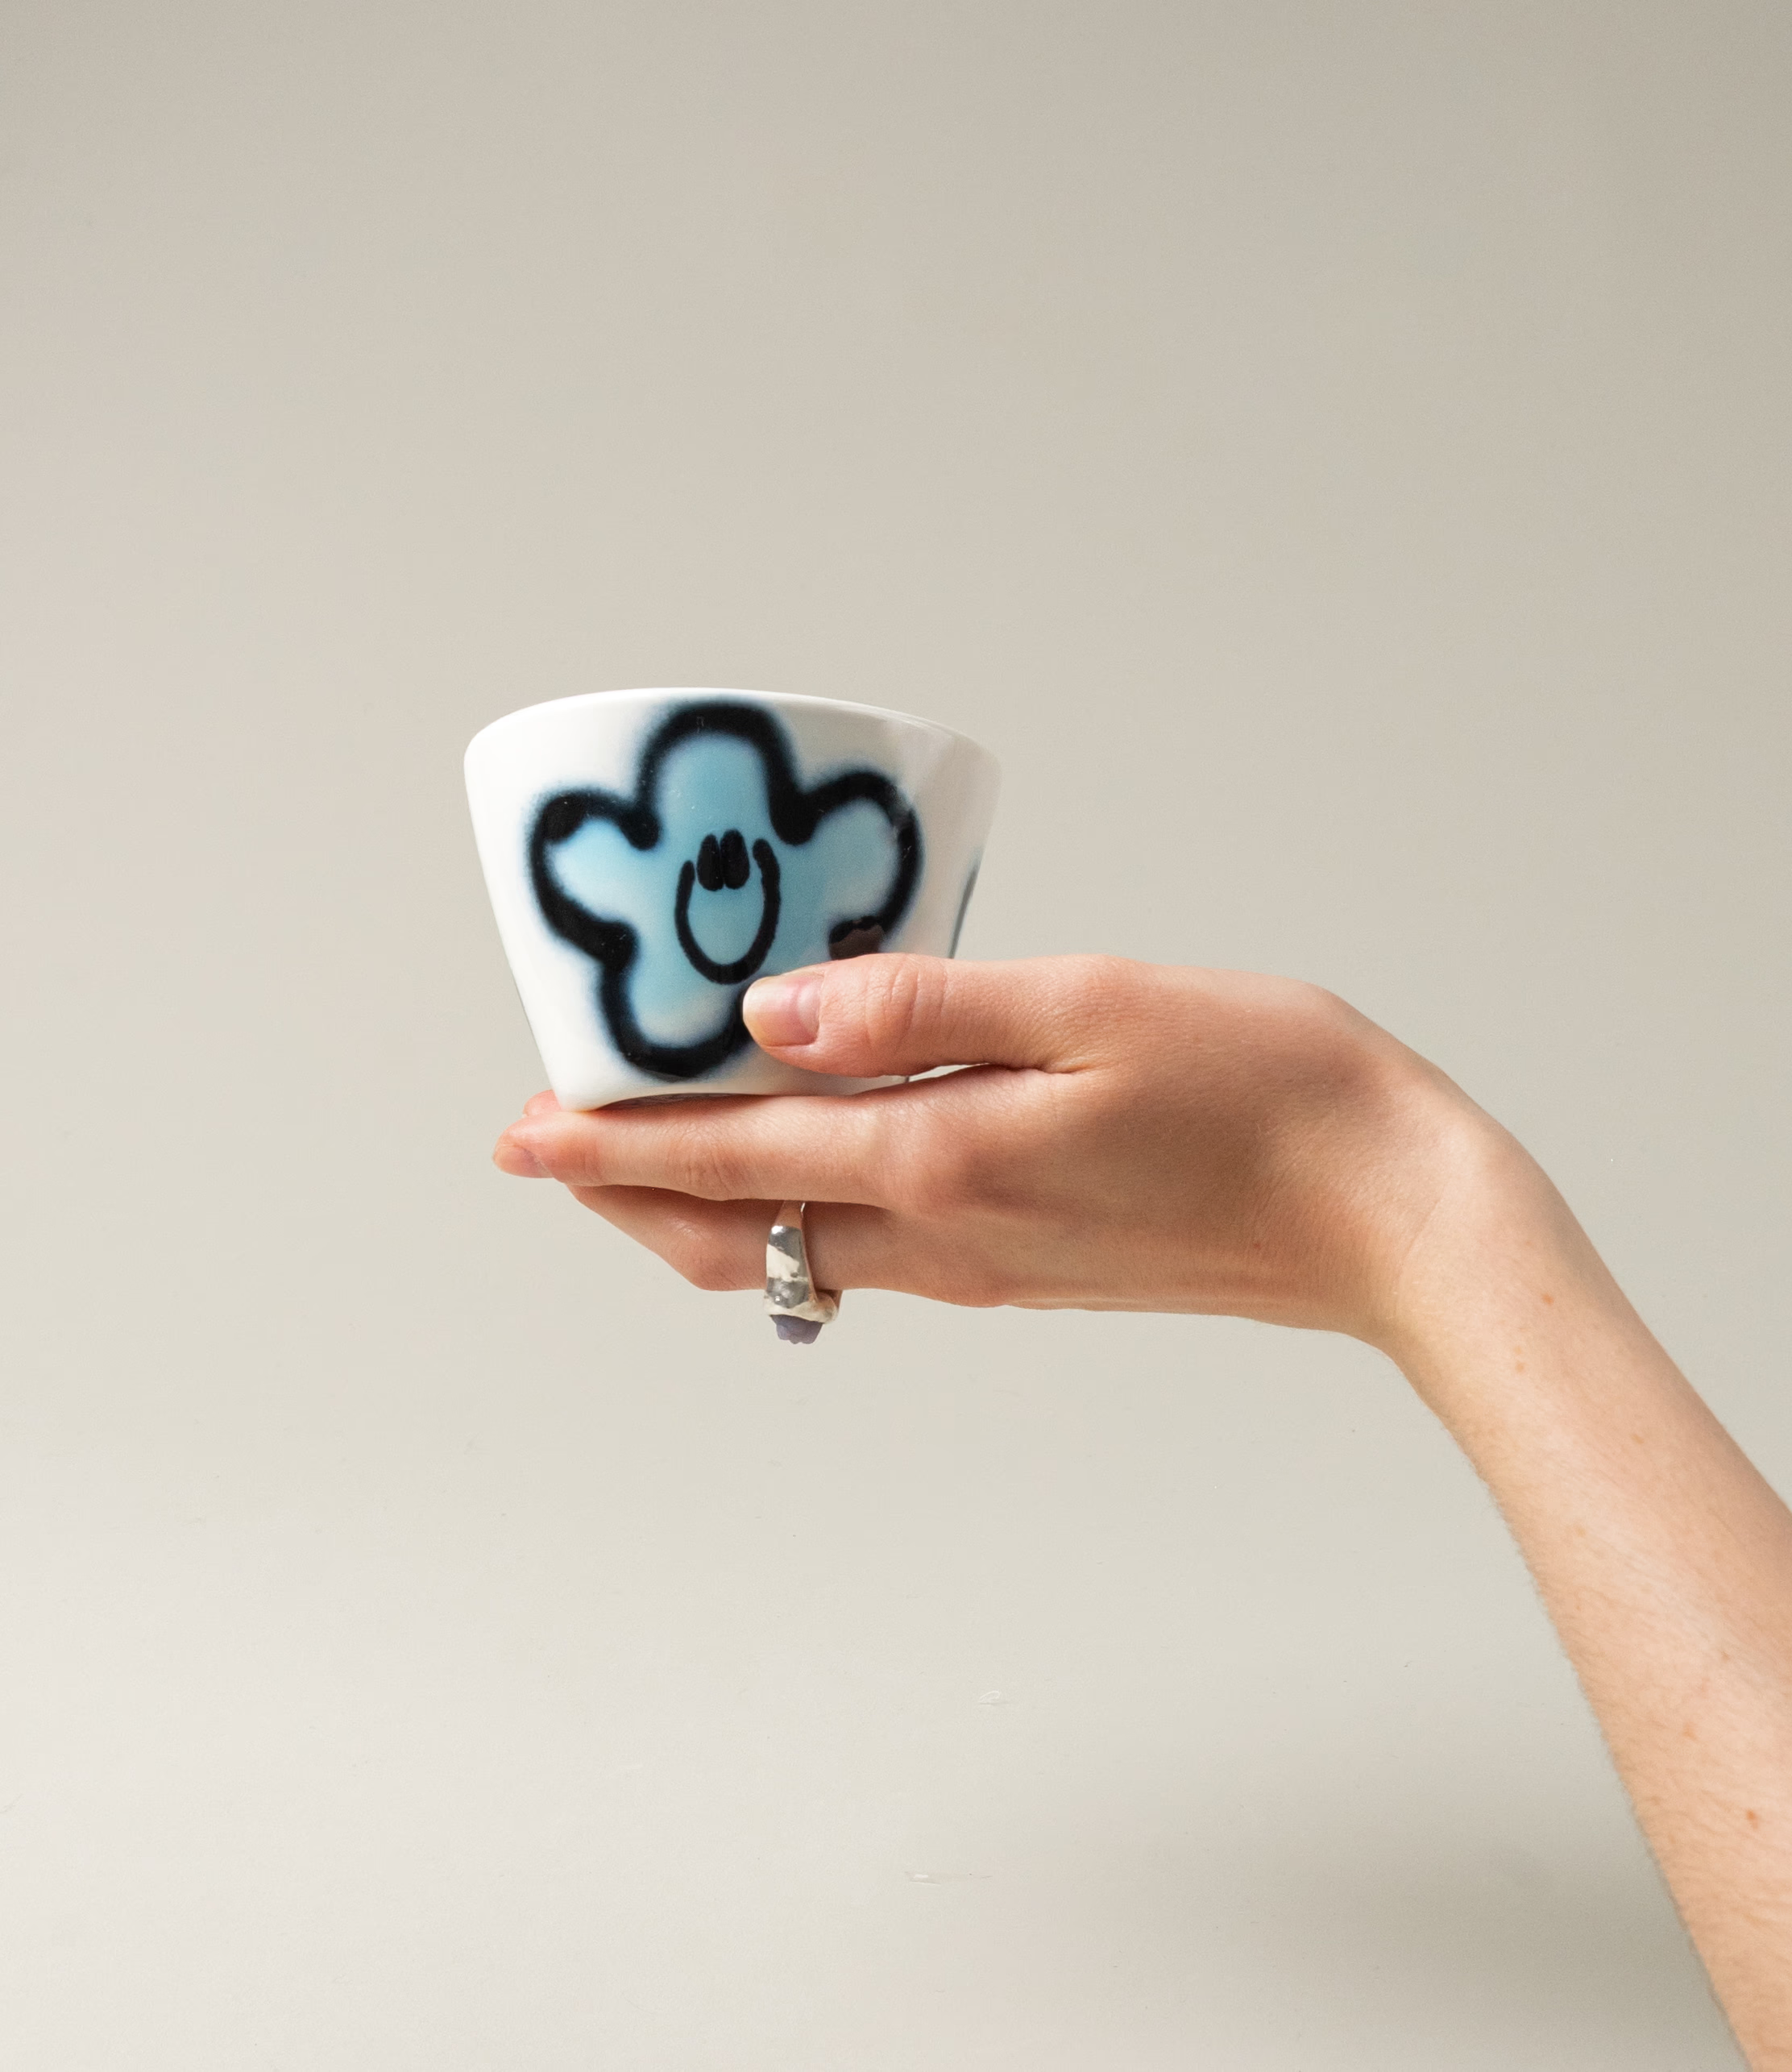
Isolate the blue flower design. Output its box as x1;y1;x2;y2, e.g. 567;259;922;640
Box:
529;700;921;1080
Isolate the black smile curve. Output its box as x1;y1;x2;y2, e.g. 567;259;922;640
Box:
529;701;921;1082
674;838;781;983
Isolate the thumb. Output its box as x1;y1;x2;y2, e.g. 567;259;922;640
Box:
741;953;1115;1078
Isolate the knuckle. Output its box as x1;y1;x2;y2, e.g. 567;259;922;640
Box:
663;1116;751;1200
848;953;938;1056
1067;951;1133;990
1056;951;1126;994
923;1249;1014;1309
687;1244;748;1293
529;1119;604;1185
1043;953;1143;1055
667;1226;749;1292
894;1124;988;1216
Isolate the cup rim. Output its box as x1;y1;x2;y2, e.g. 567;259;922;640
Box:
465;686;993;766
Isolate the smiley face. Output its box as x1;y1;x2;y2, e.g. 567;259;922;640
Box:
529;701;921;1080
675;824;782;983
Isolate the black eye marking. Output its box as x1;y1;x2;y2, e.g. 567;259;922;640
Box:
527;701;923;1082
694;829;753;893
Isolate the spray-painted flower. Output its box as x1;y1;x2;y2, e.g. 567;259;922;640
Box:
529;701;921;1080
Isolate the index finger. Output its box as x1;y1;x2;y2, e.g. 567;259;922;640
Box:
496;1083;931;1206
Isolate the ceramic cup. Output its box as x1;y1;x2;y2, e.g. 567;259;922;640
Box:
465;688;1001;1110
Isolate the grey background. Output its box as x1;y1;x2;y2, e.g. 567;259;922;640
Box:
2;2;1786;2065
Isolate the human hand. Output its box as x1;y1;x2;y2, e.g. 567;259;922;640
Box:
492;954;1515;1345
494;954;1792;2049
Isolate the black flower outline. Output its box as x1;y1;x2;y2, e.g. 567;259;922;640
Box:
529;700;922;1081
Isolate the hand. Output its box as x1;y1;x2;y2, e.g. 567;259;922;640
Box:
493;953;1509;1344
493;953;1792;2054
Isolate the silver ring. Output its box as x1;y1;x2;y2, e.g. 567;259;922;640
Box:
765;1201;840;1344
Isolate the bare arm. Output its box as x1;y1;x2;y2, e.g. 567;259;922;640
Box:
495;953;1792;2059
1388;1140;1792;2056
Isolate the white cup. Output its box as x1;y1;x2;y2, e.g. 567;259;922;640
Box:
465;688;1001;1110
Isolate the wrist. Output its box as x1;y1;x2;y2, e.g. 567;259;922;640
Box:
1363;1101;1635;1406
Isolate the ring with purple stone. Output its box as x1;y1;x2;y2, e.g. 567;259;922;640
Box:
765;1202;840;1345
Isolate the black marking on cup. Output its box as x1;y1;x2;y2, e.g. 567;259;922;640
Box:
948;857;981;957
696;827;753;893
676;839;782;984
828;917;886;960
529;700;923;1080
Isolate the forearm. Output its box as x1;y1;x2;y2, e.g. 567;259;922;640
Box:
1383;1127;1792;2062
500;958;1792;2044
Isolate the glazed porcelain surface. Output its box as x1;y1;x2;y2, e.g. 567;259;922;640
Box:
465;688;1000;1109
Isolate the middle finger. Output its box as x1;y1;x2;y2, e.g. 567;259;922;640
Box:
503;1087;921;1206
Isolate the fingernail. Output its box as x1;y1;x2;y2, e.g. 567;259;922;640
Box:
744;970;822;1047
495;1133;546;1177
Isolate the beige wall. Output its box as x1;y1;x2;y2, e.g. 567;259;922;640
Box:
2;2;1786;2063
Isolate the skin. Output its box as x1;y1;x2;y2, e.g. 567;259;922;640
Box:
496;953;1792;2061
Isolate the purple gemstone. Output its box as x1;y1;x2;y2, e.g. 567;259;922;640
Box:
774;1315;823;1346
